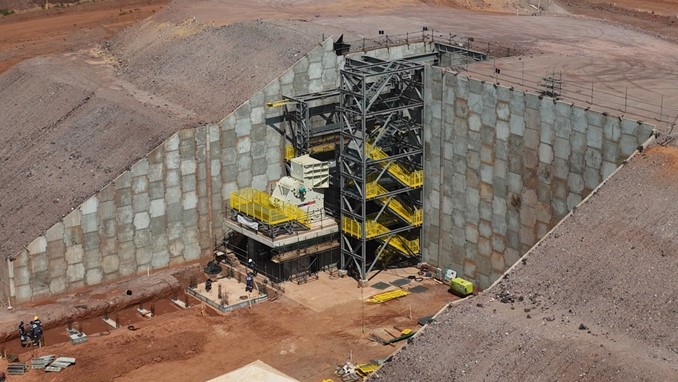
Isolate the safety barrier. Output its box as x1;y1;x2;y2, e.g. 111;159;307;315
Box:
230;188;310;228
341;216;420;256
366;182;422;226
367;144;423;188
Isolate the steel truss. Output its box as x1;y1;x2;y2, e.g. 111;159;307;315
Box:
272;90;340;158
338;60;425;283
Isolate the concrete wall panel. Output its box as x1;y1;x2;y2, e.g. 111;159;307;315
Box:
423;67;653;289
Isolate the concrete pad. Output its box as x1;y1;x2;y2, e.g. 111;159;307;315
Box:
281;267;436;313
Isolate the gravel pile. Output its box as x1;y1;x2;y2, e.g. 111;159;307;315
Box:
108;18;326;123
373;145;678;381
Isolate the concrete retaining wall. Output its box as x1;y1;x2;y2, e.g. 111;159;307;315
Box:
7;39;340;303
423;66;654;289
9;41;655;301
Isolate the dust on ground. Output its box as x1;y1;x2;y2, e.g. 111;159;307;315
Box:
0;268;456;382
0;0;170;74
373;145;678;381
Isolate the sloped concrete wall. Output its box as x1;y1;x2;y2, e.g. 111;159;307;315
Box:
423;66;654;289
9;39;340;303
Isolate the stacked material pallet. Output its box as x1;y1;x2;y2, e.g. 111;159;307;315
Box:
7;362;28;375
31;355;56;369
30;355;76;373
335;361;380;382
46;357;76;372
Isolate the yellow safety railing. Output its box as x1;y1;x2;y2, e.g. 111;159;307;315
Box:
366;144;423;188
341;217;420;256
230;188;310;228
366;182;423;226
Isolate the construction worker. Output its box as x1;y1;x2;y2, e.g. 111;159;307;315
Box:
245;272;254;293
205;278;213;293
18;321;27;346
31;316;43;345
247;258;257;276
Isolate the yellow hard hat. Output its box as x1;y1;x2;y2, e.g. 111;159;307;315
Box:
33;315;38;320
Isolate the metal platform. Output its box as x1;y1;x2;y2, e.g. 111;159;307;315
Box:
225;216;338;248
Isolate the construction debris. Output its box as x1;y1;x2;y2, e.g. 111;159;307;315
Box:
335;360;381;382
417;315;434;326
356;362;380;377
216;250;240;267
203;260;222;275
365;289;410;303
370;328;415;345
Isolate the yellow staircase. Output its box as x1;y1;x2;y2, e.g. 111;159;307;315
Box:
366;144;423;188
366;182;422;226
342;216;420;256
230;188;310;228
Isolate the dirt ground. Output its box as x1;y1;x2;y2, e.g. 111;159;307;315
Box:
0;267;456;381
374;145;678;381
1;0;678;381
0;0;170;74
561;0;678;41
2;0;677;77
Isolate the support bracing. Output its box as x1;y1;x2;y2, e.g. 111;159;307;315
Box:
268;90;340;159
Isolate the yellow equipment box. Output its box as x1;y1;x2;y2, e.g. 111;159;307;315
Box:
450;277;474;297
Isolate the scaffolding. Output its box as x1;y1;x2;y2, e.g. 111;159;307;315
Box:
338;59;424;283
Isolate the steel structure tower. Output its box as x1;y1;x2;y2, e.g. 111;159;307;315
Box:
338;60;425;283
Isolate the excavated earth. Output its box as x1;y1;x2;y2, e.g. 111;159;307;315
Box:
0;264;200;342
373;144;678;381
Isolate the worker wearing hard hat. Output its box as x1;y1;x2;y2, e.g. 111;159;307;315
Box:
247;258;257;276
29;316;43;346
